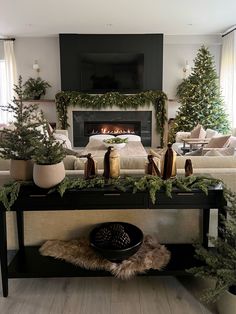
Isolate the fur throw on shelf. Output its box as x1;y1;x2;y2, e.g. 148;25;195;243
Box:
39;235;170;280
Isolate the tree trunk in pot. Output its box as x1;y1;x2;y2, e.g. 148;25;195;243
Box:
33;161;65;188
10;159;33;181
217;290;236;314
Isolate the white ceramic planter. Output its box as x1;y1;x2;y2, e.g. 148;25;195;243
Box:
33;161;65;189
10;159;33;181
217;290;236;314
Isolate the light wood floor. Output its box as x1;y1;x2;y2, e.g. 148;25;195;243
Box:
0;276;218;314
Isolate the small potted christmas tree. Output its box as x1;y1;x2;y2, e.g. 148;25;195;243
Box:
0;76;43;180
32;126;66;188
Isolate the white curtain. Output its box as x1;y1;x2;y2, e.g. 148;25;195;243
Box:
0;40;17;124
220;30;236;130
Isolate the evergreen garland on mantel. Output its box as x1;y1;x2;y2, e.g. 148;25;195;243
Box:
55;91;168;147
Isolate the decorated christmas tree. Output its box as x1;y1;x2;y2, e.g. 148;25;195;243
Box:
169;46;230;142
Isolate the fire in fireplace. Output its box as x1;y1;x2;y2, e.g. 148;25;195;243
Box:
84;121;141;136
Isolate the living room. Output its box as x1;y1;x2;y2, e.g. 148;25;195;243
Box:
0;1;236;314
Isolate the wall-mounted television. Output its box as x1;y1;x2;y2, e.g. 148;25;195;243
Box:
80;53;144;93
59;34;163;93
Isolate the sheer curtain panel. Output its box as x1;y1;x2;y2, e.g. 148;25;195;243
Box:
220;30;236;130
0;40;17;124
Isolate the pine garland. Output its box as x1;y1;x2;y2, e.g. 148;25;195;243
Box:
55;90;167;147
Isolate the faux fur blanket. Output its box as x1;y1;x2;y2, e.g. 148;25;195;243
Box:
39;235;170;279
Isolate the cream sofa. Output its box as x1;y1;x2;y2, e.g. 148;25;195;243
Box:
1;154;236;249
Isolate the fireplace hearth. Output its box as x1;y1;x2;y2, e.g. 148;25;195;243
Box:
73;111;152;147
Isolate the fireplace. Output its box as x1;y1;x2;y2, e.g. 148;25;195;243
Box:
73;111;152;147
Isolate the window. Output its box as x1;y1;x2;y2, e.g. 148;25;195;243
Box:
0;60;8;124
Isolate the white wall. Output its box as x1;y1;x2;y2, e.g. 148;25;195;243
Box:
14;37;61;99
13;34;222;125
163;35;222;119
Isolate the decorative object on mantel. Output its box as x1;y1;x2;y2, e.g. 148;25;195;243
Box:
23;77;51;100
145;154;161;177
84;153;97;179
0;175;223;211
32;126;66;188
161;143;177;180
39;234;170;280
0;76;43;180
185;159;193;177
103;147;120;179
55;90;167;147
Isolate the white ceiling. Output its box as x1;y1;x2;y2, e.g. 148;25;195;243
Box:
1;0;236;37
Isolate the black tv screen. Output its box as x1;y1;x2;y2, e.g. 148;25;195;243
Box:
79;53;144;93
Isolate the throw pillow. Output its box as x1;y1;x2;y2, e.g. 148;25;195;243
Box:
74;158;86;170
205;135;231;148
203;147;235;156
53;133;72;149
229;136;236;149
118;134;141;142
175;132;191;143
89;135;114;142
204;150;223;156
190;124;206;139
205;128;219;139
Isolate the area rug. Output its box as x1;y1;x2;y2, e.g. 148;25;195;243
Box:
39;235;171;279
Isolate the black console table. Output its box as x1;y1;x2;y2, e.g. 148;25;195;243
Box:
0;185;226;297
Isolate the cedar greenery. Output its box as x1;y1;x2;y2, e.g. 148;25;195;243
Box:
188;186;236;303
55;90;168;147
0;76;43;160
169;46;230;142
23;77;51;100
0;181;33;211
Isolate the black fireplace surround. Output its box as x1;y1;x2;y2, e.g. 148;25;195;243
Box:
73;111;152;147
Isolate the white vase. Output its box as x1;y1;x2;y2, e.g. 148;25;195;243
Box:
217;290;236;314
10;159;33;181
33;161;65;189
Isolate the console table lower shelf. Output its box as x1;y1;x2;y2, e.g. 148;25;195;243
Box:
8;244;202;278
